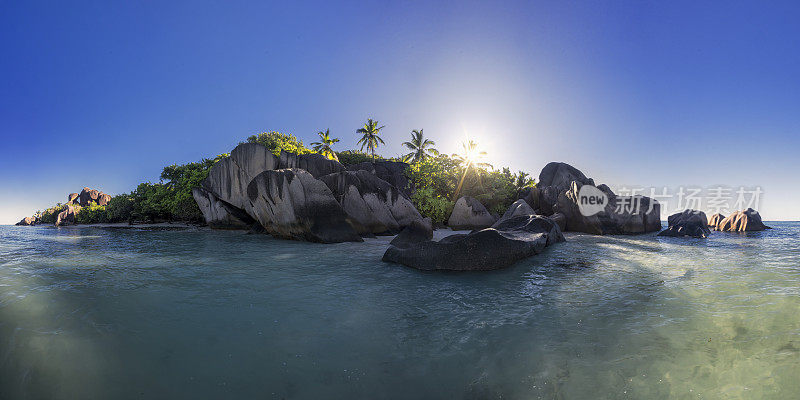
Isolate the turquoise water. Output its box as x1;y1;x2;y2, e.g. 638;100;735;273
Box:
1;223;799;399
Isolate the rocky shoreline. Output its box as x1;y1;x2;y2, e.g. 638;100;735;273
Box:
15;147;772;270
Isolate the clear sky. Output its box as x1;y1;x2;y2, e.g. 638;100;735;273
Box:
2;0;799;224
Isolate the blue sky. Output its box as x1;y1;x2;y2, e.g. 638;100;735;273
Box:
2;0;799;223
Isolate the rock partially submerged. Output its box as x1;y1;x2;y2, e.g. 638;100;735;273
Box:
448;196;496;230
388;218;433;248
246;169;362;243
346;161;413;198
383;215;565;271
718;208;770;232
707;213;725;231
527;162;661;235
492;199;536;227
658;210;711;238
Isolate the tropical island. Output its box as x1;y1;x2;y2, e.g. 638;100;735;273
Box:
15;120;770;271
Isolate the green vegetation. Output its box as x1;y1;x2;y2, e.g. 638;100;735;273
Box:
402;129;439;163
335;149;385;165
246;131;311;156
310;129;340;161
356;119;386;162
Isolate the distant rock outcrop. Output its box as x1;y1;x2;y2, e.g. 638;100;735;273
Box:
16;217;36;226
526;162;661;235
707;213;725;231
193;143;421;243
72;187;111;206
718;208;770;232
448;196;496;230
658;210;711;238
383;215;565;271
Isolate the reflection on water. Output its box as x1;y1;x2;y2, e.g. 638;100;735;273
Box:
1;223;799;399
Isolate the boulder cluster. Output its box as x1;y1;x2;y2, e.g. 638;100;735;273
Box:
15;187;110;226
69;187;112;207
658;208;770;238
192;143;424;243
518;162;662;234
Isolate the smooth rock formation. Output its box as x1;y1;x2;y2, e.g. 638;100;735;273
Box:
191;187;254;229
448;196;496;230
492;199;536;227
67;193;79;204
281;151;348;178
246;169;362;243
718;208;770;232
529;162;661;235
658;210;711;238
383;215;565;271
388;218;433;249
194;143;424;242
318;170;423;235
56;205;76;226
707;213;726;231
346;161;412;197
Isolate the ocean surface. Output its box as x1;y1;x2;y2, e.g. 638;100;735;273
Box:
1;223;798;399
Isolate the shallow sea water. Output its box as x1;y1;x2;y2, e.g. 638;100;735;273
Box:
1;223;799;399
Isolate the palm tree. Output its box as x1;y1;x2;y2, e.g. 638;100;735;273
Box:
356;118;385;162
453;140;492;200
311;129;340;161
401;129;439;163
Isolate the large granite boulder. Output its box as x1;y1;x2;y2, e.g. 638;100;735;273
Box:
388;218;433;248
202;143;282;212
191;187;254;229
246;169;362;243
382;215;565;271
67;193;79;204
492;199;536;227
56;205;77;227
658;210;711;238
707;213;725;231
718;208;770;232
318;170;423;235
281;151;348;178
346;161;412;198
530;162;661;235
448;196;496;230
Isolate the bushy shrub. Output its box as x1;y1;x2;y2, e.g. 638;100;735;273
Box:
411;186;454;225
336;149;386;165
75;203;107;224
106;195;135;222
246;131;311;156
